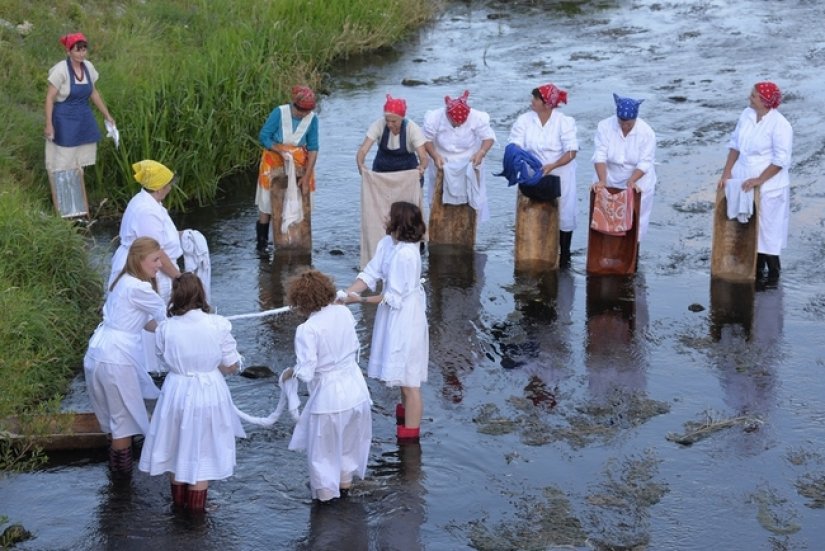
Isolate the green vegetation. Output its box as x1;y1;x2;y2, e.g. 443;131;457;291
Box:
0;0;434;469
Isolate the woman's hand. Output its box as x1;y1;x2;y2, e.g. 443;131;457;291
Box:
590;180;606;192
281;367;294;381
44;122;54;142
741;178;761;192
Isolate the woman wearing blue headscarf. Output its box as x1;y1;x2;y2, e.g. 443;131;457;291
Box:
592;93;657;243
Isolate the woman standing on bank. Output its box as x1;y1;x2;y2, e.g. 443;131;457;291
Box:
44;32;114;215
342;202;428;442
84;238;166;474
508;83;579;267
717;82;793;284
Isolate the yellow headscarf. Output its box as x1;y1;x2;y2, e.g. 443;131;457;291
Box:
132;160;174;191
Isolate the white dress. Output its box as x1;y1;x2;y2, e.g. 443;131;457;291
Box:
592;116;657;241
509;110;579;232
422;107;496;222
359;236;429;387
84;274;166;439
288;304;373;501
138;310;245;485
727;107;793;255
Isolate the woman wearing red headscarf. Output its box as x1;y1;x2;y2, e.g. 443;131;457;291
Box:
355;94;429;268
508;83;579;267
255;85;319;251
422;90;496;223
717;82;793;285
44;32;114;216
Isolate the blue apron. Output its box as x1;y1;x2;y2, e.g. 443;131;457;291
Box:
372;119;419;172
52;59;101;147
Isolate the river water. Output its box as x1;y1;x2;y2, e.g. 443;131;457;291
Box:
3;1;825;549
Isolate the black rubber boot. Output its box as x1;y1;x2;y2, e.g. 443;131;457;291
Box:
255;221;269;251
756;253;768;280
559;231;572;268
765;255;781;287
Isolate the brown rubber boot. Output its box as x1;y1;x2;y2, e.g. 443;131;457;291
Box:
171;482;188;509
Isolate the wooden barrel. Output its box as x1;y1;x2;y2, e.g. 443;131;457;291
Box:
428;168;477;248
586;188;641;275
514;189;559;272
269;168;312;252
710;186;758;281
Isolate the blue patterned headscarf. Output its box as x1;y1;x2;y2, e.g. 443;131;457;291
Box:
613;93;644;120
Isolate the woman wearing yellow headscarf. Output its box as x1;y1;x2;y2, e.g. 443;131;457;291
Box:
108;160;183;302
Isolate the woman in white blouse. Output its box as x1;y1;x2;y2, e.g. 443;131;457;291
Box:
509;83;579;267
592;93;658;244
718;82;793;285
283;269;372;503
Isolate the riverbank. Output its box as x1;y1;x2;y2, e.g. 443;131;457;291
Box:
0;0;435;468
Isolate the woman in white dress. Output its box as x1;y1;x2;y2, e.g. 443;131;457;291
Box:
508;83;579;267
282;269;372;503
342;201;429;442
84;237;166;474
717;82;793;285
592;93;657;244
138;273;244;512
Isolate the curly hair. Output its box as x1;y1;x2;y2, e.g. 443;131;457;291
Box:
109;237;160;292
385;201;426;243
285;268;336;315
168;272;211;317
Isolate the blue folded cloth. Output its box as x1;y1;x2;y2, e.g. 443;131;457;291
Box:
496;143;544;187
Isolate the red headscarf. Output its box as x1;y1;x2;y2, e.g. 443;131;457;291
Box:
60;33;88;51
383;94;407;117
537;83;568;108
291;85;316;110
755;81;782;109
445;90;471;125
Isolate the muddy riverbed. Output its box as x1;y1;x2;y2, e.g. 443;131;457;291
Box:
2;0;825;549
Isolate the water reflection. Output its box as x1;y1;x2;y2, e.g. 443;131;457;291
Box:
426;246;486;404
711;283;783;422
584;275;649;402
373;442;426;551
709;278;754;341
299;499;369;551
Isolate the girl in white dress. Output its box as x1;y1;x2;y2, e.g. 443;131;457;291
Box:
283;269;372;502
84;237;166;474
138;273;244;512
343;201;429;442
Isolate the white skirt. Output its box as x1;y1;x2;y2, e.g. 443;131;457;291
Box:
138;370;245;484
289;400;372;501
758;186;790;255
84;357;150;439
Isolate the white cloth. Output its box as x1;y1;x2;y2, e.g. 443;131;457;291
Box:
181;229;211;302
509;109;579;231
441;160;483;214
287;304;372;501
138;310;245;485
104;119;120;149
726;107;793;254
359;236;429;387
422;107;495;222
724;179;754;223
279;150;304;234
592;116;657;241
84;275;166;438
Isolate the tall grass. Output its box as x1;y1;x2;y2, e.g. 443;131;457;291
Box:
2;0;436;212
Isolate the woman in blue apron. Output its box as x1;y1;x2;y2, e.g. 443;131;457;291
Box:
355;94;428;268
44;32;114;215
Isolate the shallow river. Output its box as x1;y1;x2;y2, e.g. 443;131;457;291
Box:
3;1;825;549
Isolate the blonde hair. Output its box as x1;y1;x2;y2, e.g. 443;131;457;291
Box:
110;237;161;292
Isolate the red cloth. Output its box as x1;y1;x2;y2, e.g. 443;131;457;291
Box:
383;94;407;117
591;187;634;236
445;90;471;124
537;83;568;108
755;82;781;109
291;85;316;110
60;33;87;51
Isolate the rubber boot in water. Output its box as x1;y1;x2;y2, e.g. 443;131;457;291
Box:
559;231;572;268
395;403;406;426
171;482;188;509
187;488;208;512
255;221;269;251
756;253;768;280
109;446;132;474
765;255;781;287
396;425;420;443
